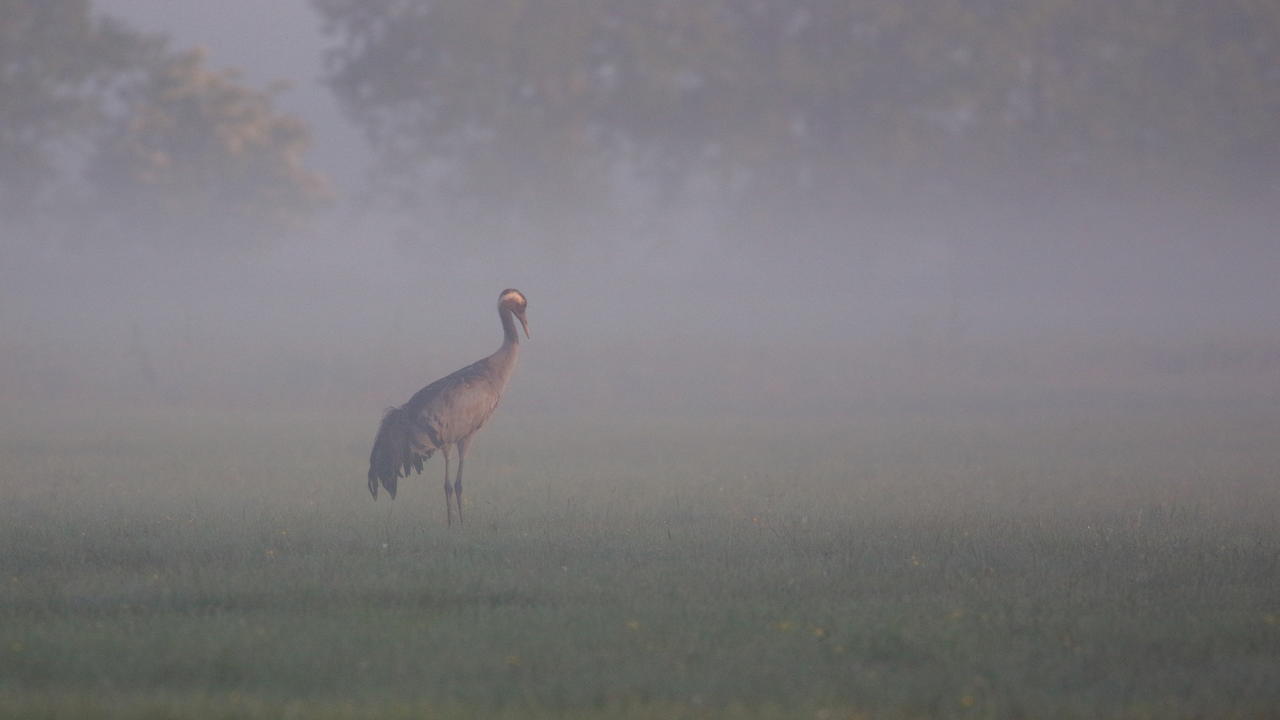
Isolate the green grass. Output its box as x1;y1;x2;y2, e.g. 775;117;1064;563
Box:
2;405;1279;718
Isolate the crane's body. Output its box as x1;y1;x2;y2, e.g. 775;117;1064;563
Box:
367;289;529;525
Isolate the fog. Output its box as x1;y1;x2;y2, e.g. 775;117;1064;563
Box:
3;1;1279;421
5;5;1280;713
6;196;1277;421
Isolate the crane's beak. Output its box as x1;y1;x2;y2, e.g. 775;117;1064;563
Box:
517;311;530;339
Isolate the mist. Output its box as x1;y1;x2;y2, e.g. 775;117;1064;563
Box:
3;1;1277;421
3;2;1280;715
6;188;1277;419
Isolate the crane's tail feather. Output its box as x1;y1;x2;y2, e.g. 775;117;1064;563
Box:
367;406;434;500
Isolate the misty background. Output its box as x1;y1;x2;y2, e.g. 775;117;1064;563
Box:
2;0;1278;423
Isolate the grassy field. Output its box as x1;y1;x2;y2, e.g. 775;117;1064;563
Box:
2;402;1279;718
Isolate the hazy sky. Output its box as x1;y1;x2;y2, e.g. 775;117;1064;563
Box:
4;1;1274;416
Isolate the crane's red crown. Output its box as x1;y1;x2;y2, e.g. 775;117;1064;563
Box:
499;289;529;339
498;289;527;309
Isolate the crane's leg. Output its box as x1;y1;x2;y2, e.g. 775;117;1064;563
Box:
454;437;471;526
441;445;454;527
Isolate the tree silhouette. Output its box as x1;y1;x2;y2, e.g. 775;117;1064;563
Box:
89;48;332;247
315;0;1280;242
0;1;331;248
0;0;153;216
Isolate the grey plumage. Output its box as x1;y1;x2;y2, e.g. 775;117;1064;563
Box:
367;289;529;525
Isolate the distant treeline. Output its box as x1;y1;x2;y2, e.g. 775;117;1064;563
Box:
2;1;1276;248
316;0;1280;238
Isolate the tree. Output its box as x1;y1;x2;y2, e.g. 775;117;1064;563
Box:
0;1;331;248
314;0;624;242
0;0;152;217
88;48;332;247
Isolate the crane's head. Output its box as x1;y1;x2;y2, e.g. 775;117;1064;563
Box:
499;288;530;338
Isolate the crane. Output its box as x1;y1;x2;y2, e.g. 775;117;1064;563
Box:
367;289;529;526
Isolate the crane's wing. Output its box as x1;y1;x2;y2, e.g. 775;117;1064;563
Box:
409;362;503;445
367;405;437;499
368;357;503;500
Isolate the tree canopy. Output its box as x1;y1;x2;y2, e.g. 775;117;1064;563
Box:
315;0;1280;238
0;0;330;248
0;0;151;215
89;48;332;246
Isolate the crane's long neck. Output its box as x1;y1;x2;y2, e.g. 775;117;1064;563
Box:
499;306;521;348
490;306;521;383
